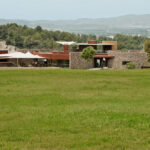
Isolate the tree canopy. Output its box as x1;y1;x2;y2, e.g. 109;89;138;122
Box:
0;23;148;50
144;40;150;61
80;46;96;61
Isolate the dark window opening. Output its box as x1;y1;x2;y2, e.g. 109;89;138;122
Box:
103;45;112;52
122;61;131;65
51;60;69;67
0;59;8;62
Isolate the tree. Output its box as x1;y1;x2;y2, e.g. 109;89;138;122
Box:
35;26;42;32
144;40;150;61
14;35;24;48
0;23;148;50
80;46;96;61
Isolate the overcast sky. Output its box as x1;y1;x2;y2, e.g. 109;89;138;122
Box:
0;0;150;20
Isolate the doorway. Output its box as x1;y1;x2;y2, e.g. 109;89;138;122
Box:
94;58;108;68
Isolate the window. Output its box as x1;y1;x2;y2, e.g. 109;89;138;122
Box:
122;61;131;65
0;59;8;62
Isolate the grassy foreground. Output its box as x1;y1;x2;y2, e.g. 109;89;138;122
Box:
0;69;150;150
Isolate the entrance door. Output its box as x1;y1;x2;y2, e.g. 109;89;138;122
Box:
94;58;101;68
94;58;108;68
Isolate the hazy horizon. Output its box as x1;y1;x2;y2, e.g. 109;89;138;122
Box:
0;14;150;21
0;0;150;20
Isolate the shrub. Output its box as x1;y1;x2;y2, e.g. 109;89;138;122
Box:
80;46;96;61
144;40;150;62
126;62;136;69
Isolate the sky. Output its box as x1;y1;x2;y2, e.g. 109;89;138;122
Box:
0;0;150;20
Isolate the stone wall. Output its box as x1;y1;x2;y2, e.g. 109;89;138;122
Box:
70;51;149;69
107;50;149;69
69;52;94;69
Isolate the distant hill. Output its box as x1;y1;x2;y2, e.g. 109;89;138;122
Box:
0;14;150;36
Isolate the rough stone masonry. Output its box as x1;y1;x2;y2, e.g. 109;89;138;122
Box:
107;50;149;69
69;52;94;69
69;50;149;69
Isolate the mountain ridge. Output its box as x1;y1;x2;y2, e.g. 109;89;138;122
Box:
0;14;150;36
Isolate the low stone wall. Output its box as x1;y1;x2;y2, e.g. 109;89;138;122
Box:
107;50;149;69
69;52;94;69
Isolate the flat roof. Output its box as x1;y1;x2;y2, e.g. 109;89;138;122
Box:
76;43;114;46
57;41;76;45
56;41;115;46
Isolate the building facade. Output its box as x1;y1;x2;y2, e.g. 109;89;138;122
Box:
69;41;149;69
0;40;148;69
69;50;149;69
34;40;149;69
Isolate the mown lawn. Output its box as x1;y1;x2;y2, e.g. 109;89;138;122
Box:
0;69;150;150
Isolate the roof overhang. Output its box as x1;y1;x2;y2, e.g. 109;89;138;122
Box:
77;43;114;46
57;41;76;45
0;57;9;59
56;41;114;46
94;54;114;58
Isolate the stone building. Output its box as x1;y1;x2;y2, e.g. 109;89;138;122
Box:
69;41;149;69
32;40;149;69
107;50;149;69
69;50;149;69
69;52;94;69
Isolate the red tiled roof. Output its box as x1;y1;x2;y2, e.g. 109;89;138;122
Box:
33;52;69;60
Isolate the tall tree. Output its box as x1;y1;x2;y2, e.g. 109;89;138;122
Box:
144;40;150;61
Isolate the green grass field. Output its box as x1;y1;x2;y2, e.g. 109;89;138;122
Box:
0;69;150;150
